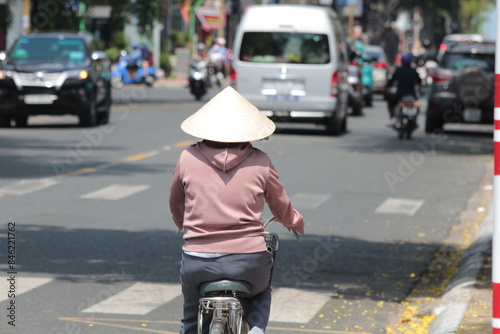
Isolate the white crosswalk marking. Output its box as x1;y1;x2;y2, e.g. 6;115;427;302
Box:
81;282;182;315
0;276;53;303
80;184;150;200
0;178;59;196
1;276;331;324
375;197;425;216
269;287;331;323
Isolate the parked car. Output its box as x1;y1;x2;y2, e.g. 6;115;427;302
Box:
436;34;484;61
0;32;112;127
425;41;494;133
364;44;390;99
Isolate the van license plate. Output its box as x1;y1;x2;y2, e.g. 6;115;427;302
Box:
463;108;481;122
25;95;53;105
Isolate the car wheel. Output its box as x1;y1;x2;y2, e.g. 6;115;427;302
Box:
79;90;97;127
326;115;342;136
14;115;28;127
97;83;112;125
144;75;155;87
350;99;363;116
425;114;444;134
0;115;11;127
364;93;373;107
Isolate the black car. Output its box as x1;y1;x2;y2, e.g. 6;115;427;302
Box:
0;32;112;127
425;41;495;133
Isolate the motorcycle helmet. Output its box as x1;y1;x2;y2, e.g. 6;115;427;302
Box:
401;52;412;65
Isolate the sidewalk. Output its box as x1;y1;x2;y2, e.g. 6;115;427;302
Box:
458;249;492;334
155;74;188;88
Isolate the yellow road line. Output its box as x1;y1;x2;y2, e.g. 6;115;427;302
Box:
124;153;154;162
58;317;365;334
58;317;177;334
266;326;370;333
64;168;97;176
172;140;194;148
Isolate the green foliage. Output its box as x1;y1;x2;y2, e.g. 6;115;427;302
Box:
171;31;191;49
105;47;121;62
111;31;128;50
128;0;165;34
159;52;172;77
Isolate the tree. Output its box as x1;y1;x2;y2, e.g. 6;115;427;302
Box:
459;0;495;34
30;0;165;35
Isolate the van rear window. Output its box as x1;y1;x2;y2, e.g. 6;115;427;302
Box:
239;32;330;64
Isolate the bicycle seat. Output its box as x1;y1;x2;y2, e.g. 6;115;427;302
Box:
200;280;250;295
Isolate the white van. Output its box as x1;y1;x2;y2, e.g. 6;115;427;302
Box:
231;4;350;135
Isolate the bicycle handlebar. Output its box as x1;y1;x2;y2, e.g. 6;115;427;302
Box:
263;216;300;241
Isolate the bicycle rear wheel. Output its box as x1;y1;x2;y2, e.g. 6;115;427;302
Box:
210;318;228;334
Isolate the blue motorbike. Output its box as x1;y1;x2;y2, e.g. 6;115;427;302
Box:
111;51;156;88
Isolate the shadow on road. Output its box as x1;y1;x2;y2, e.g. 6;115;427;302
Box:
6;223;449;305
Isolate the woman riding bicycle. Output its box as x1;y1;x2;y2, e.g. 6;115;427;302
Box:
169;86;305;334
386;52;421;126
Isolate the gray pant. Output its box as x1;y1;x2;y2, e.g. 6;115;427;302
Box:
179;251;274;334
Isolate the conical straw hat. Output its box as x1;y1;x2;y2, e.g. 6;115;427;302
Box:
181;86;276;143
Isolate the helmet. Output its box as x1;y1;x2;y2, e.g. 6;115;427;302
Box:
216;37;226;46
401;52;412;65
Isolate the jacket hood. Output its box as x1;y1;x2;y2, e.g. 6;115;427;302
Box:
197;141;254;172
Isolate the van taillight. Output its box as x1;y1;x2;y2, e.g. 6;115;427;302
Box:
331;71;339;97
230;67;237;85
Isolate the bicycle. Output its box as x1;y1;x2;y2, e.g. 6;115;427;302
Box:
197;216;299;334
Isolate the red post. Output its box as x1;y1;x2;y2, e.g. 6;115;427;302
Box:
494;2;500;332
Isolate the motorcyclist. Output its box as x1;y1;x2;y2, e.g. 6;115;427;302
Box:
208;37;229;80
386;52;421;126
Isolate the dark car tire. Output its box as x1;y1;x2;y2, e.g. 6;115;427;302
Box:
350;99;363;116
14;115;28;127
79;90;97;127
97;83;112;125
326;114;343;136
425;114;444;134
364;92;373;107
0;115;11;127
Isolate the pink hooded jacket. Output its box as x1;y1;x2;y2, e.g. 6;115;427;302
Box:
169;141;304;254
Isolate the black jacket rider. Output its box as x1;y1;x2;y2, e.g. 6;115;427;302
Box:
387;63;421;118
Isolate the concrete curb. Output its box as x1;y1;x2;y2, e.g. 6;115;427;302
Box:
428;204;493;334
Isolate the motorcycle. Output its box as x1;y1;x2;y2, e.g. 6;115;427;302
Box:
393;95;419;140
111;50;156;88
188;60;209;101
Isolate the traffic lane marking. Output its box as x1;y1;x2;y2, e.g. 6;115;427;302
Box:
124;151;159;162
270;287;331;323
80;184;151;200
375;197;424;216
0;177;59;196
58;317;366;333
0;277;53;303
58;317;178;333
82;282;181;315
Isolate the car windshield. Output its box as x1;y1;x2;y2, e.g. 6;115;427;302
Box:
8;37;88;66
441;52;494;72
239;32;330;64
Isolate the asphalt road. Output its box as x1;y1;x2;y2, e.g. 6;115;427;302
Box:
0;85;493;334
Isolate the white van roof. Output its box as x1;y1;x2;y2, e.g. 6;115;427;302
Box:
239;5;338;33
